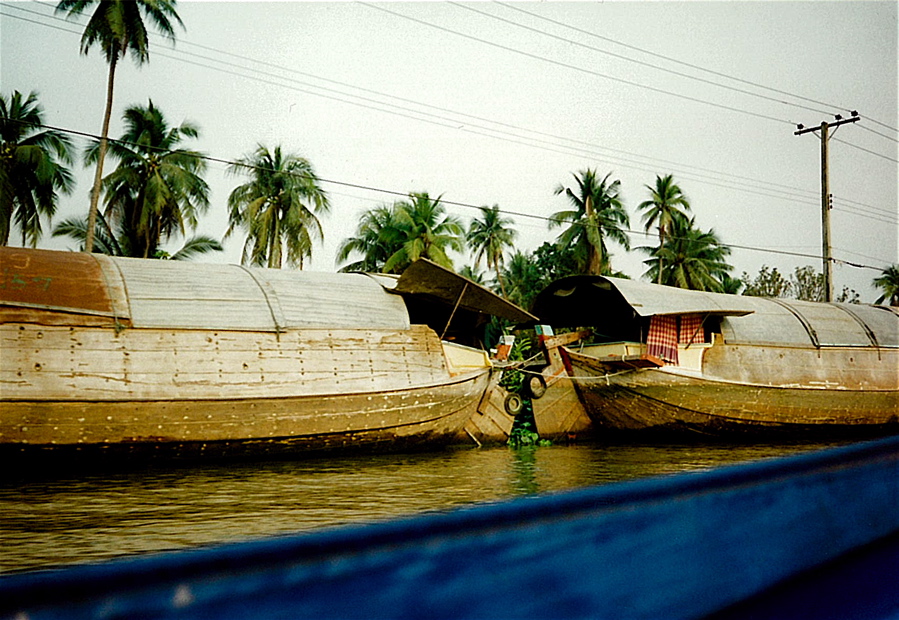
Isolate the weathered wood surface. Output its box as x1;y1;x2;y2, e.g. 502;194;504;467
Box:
1;437;896;619
568;346;899;435
461;373;515;444
1;322;490;451
532;365;593;439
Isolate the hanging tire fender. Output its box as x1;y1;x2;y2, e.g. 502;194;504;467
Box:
503;392;524;416
527;373;548;400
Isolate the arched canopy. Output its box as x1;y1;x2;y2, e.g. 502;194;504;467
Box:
0;247;410;331
532;275;898;349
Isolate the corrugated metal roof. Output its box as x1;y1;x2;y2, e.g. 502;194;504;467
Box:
603;277;754;317
106;256;410;331
0;248;411;332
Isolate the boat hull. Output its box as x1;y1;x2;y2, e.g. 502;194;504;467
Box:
1;371;489;460
0;321;490;459
568;348;899;437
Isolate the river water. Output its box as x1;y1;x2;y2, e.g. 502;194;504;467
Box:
0;439;851;575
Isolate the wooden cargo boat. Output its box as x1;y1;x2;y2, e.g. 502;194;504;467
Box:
1;436;897;618
532;276;899;437
0;248;533;460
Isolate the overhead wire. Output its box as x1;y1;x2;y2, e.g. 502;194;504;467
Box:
453;2;838;118
359;2;792;126
14;117;895;273
3;5;894;267
4;3;894;221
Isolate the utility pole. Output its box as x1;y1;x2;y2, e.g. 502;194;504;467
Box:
794;111;860;302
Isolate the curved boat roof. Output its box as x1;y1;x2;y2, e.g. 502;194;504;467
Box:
0;247;410;331
532;275;898;349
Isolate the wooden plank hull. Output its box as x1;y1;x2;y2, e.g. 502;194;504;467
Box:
1;437;897;619
568;347;899;437
0;322;490;458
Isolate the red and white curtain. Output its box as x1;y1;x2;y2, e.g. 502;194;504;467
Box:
647;315;679;364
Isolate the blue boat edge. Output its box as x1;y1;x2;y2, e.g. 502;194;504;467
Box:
2;436;897;619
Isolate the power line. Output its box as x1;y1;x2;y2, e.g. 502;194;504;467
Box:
5;4;894;219
14;117;893;273
361;3;897;163
494;1;851;115
503;0;899;137
5;7;893;268
454;2;838;118
359;3;793;126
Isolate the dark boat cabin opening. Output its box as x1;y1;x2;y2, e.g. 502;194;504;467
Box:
531;276;722;347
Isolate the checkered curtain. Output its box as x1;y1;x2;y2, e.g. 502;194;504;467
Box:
679;314;704;345
647;315;679;364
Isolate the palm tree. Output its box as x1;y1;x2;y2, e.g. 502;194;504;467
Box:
550;169;630;275
56;0;183;254
466;204;516;298
52;212;222;260
638;174;691;284
873;264;899;306
501;250;542;309
382;192;464;273
641;216;732;292
226;145;330;269
336;204;400;272
84;100;209;258
0;90;74;246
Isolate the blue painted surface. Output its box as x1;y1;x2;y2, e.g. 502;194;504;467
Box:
1;437;897;619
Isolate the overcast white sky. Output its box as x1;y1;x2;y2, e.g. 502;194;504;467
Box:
2;0;896;301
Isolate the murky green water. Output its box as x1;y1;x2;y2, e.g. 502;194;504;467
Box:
0;440;848;574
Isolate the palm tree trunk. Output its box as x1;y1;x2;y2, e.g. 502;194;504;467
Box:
84;54;118;254
657;228;664;285
490;256;508;299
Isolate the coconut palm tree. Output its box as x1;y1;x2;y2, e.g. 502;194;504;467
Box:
466;204;516;298
550;169;630;275
638;174;691;284
52;212;222;260
873;264;899;306
0;90;74;246
336;204;400;273
56;0;183;253
382;192;464;274
641;216;732;292
226;145;330;269
501;250;542;309
83;100;209;258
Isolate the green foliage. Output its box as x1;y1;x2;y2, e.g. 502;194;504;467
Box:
0;90;74;246
640;215;732;291
337;193;463;274
742;265;859;303
226;144;329;269
467;204;516;298
873;264;899;306
83;100;210;259
550;169;630;276
742;265;791;298
638;174;692;284
56;0;184;253
508;417;550;448
500;242;581;310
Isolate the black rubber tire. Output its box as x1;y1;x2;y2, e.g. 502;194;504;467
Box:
527;374;548;400
503;392;524;416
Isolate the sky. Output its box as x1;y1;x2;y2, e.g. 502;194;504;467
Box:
1;0;897;301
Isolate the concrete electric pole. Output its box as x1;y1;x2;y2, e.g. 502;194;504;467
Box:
794;111;860;302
